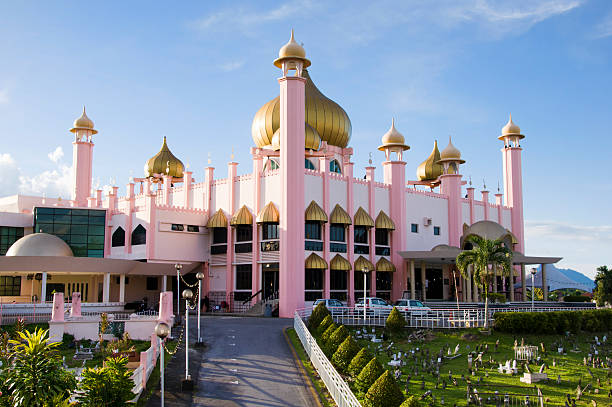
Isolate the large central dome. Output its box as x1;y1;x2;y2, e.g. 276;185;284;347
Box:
251;69;352;149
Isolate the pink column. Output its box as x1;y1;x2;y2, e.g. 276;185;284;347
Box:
71;136;94;207
467;187;475;225
366;166;377;301
96;189;102;208
278;75;306;318
345;162;358;298
125;183;134;254
158;291;174;324
383;161;406;301
495;193;503;223
145;188;156;260
481;190;490;220
319;156;331;299
226;162;238;307
502;147;525;253
252;155;263;300
204;167;215;214
162;175;171;206
70;292;82;317
183;171;192;209
51;292;64;322
440;174;463;248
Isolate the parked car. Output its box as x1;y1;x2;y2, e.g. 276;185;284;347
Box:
393;299;431;315
354;297;394;316
313;298;345;309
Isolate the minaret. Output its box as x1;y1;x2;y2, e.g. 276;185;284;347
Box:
378;119;409;300
499;115;525;253
275;30;309;317
437;136;466;247
70;107;97;207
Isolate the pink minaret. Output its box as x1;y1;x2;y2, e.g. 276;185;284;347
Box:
275;31;309;317
70;107;97;207
438;136;466;247
378;120;409;300
499;115;525;253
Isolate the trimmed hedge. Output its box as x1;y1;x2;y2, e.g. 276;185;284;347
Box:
363;370;405;407
348;347;372;377
324;325;349;357
316;315;334;337
487;293;507;303
331;335;360;373
386;307;405;333
355;357;384;393
563;295;591;303
493;309;612;334
321;322;338;343
400;396;421;407
308;302;331;331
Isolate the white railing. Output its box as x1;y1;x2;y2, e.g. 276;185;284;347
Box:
293;312;362;407
131;343;159;399
296;306;593;329
131;365;144;394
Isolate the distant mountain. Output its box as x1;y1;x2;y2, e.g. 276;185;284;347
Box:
539;264;595;292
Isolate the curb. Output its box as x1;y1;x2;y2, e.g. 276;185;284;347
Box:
283;327;324;407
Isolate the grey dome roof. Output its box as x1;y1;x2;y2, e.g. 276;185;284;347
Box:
460;220;517;249
6;233;74;257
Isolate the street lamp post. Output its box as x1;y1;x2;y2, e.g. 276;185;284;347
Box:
362;266;369;322
530;268;537;311
175;264;183;324
155;321;170;407
181;289;194;391
195;271;204;346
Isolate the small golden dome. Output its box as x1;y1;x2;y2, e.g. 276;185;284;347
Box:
274;29;311;69
438;136;465;164
70;106;98;134
499;114;524;140
270;122;321;151
378;118;409;151
416;140;443;181
144;136;185;180
252;69;351;148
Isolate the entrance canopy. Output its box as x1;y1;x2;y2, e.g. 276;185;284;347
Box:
0;256;201;276
399;247;562;266
514;267;594;293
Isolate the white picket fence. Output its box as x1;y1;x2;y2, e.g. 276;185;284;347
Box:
293;312;362;407
131;341;160;399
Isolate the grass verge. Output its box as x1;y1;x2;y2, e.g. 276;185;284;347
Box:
286;327;334;407
135;339;178;407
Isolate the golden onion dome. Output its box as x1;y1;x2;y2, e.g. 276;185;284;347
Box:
274;29;311;69
144;136;185;180
438;136;465;164
378;118;409;151
416;140;443;181
251;69;352;149
499;114;524;140
70;106;98;134
270;122;321;151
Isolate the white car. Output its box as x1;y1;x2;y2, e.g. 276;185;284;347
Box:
393;299;431;316
313;298;345;309
354;297;394;316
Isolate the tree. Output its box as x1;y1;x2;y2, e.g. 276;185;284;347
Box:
308;302;331;331
355;357;384;393
456;235;512;328
385;307;405;334
594;265;612;307
77;355;135;406
347;347;372;377
5;328;77;407
331;336;360;373
363;370;405;407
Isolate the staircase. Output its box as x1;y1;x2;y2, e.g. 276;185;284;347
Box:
243;291;279;316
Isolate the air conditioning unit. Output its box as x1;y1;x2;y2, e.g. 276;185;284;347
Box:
423;217;432;226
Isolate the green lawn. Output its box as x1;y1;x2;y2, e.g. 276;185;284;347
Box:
348;326;612;406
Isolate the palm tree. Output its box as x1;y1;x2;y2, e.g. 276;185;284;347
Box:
456;235;513;328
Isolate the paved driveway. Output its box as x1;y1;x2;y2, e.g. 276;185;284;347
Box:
192;316;317;407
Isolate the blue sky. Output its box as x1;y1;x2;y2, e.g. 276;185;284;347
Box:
0;1;610;278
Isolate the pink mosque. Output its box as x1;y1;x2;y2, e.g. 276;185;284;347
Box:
0;32;560;318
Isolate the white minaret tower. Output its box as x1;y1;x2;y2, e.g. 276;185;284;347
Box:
70;107;97;207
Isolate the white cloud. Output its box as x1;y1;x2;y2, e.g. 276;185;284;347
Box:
0;89;8;104
593;12;612;38
47;146;64;164
219;60;246;72
525;220;612;278
0;153;20;193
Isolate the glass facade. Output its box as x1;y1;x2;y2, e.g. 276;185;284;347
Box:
34;207;106;257
0;226;24;255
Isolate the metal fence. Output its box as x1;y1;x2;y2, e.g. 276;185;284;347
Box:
297;306;592;329
293;311;362;407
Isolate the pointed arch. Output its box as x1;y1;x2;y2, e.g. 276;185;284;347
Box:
112;227;125;247
131;224;146;246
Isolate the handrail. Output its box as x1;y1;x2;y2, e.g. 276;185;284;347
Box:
242;289;263;305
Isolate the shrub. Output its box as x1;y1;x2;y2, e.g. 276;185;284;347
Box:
331;336;360;373
324;325;349;357
316;315;334;338
385;307;405;333
77;355;135;406
348;347;372;377
308;302;331;331
493;309;612;334
400;396;421;407
320;322;338;344
363;370;405;407
564;295;591;303
355;357;384;393
487;293;507;303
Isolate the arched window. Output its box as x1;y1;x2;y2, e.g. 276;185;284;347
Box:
330;160;342;174
264;158;280;172
112;227;125;247
131;224;147;245
305;159;315;170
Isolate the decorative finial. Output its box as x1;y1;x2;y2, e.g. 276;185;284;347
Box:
166;160;170;175
469;176;472;186
497;181;500;193
483;179;487;190
82;105;86;114
186;163;190;170
291;28;295;41
231;147;235;161
207;152;211;165
368;152;373;165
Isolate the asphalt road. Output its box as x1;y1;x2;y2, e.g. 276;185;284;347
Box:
192;316;318;407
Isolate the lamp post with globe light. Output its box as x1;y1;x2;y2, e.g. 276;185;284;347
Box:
530;268;537;311
155;321;170;406
175;263;183;324
362;266;369;322
196;271;205;346
181;289;194;391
